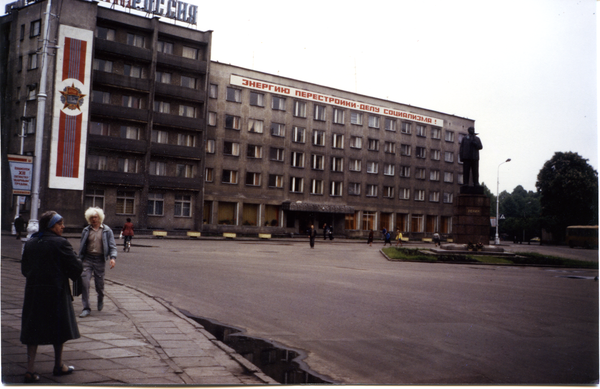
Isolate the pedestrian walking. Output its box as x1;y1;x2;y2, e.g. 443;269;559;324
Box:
121;218;134;252
395;229;403;247
433;232;441;247
383;230;391;246
309;225;316;248
367;230;374;246
78;207;117;318
328;225;334;240
323;223;328;240
14;213;26;239
20;211;83;383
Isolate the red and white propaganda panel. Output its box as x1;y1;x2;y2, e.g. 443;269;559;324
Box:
48;25;93;190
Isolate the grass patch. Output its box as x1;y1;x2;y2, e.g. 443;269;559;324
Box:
382;247;598;268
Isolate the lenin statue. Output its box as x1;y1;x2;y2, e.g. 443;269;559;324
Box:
459;127;483;186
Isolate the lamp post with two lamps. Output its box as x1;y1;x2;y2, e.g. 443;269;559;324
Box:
495;158;511;245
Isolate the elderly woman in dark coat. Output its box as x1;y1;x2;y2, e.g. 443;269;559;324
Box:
21;211;83;383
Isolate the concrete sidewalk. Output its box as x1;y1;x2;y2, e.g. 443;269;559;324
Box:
1;239;276;385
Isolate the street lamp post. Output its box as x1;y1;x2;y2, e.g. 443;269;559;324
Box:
495;158;511;245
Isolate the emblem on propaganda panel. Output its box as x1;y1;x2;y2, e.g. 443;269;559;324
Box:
59;83;86;111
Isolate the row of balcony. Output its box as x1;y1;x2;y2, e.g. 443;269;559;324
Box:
90;102;205;130
85;170;202;191
88;134;202;160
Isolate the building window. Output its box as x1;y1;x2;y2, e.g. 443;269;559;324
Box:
148;193;164;216
384;141;395;154
226;87;241;102
85;189;105;209
242;203;259;226
399;166;410;178
245;172;261;186
431;149;441;161
151;129;168;144
332;134;344;149
290;177;304;193
310;179;323;195
384;186;394;199
430;170;440;181
206;139;215;154
122;95;142;109
416;147;426;159
368;115;380;129
116;191;135;214
349;159;361;172
127;33;145;48
291;151;305;168
292;127;306;143
268;174;283;188
209;84;218;98
367;161;378;174
272;96;286;111
174;195;192;217
399;188;410;200
350;136;362;149
314;105;326;121
431;127;441;139
120;126;139;140
415;190;425;202
331;157;343;172
154;101;170;113
368;138;379;151
401;144;411;156
225;115;241;130
118;158;138;173
444;192;454;204
333;109;345;124
222;169;238;184
416;125;426;137
415;168;426;179
182;46;198;59
92;90;110;104
294;101;306;117
384;163;395;176
458;173;464;185
178;134;196;147
312;154;324;170
248;119;264;133
86;155;107;170
411;214;424;232
176;164;194;178
362;211;375;231
247;144;263;158
348;182;361;196
265;205;280;226
90;121;109;136
313;130;325;146
149;161;166;176
124;64;142;78
351;112;363;125
330;181;343;196
156;71;172;84
444;172;454;183
179;105;196;118
429;191;440;202
271;123;285;137
401;122;411;134
93;59;113;72
250;92;264;107
205;168;213;182
223;141;240;156
30;20;41;37
445;131;455;142
218;202;237;225
97;26;115;40
28;53;38;70
157;40;173;54
24;117;36;134
270;147;284;162
384;118;396;132
366;184;378;197
445;151;454;163
181;76;197;89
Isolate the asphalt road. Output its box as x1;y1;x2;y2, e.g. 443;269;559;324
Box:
5;236;597;384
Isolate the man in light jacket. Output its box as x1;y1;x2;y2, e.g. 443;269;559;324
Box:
78;207;117;318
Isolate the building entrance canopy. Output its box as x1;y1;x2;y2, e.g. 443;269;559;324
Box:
282;201;354;214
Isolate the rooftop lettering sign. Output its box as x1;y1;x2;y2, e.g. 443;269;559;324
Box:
101;0;198;24
230;74;444;126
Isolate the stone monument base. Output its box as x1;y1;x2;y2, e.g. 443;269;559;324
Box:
453;192;490;244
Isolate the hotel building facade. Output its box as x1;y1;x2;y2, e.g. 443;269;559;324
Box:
1;0;475;238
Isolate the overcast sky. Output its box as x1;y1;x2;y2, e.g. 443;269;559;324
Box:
5;0;596;194
196;0;597;194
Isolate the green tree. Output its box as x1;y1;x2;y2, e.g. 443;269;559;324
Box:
499;186;541;242
536;152;598;243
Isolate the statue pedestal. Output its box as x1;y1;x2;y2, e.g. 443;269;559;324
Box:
453;192;490;244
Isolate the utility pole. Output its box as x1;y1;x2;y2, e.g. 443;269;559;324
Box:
27;0;52;236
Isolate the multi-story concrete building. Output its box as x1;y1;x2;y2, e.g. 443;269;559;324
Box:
205;63;474;238
1;0;474;238
1;0;211;231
